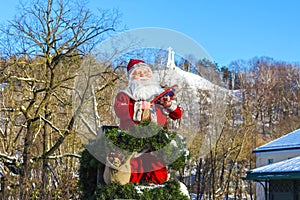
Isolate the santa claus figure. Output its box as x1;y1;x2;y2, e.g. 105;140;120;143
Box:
113;59;184;184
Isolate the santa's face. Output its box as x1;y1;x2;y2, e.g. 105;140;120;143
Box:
131;67;152;81
128;67;163;101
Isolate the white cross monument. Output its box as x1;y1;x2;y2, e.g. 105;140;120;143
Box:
166;47;176;70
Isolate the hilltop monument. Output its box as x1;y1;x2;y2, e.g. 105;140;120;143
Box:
167;47;176;70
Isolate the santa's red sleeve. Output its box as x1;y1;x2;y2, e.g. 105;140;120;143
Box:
114;92;136;129
168;106;184;120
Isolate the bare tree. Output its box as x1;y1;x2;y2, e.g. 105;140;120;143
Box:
0;0;120;199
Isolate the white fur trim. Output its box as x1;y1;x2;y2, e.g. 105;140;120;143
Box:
150;104;157;123
133;101;143;121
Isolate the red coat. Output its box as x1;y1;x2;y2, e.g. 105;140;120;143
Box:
113;90;183;184
114;91;183;130
130;153;168;184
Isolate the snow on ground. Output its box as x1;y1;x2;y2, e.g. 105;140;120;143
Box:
154;66;226;92
134;181;190;198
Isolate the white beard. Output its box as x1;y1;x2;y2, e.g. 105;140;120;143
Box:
129;78;163;101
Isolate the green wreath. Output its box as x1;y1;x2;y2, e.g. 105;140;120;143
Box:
102;120;189;170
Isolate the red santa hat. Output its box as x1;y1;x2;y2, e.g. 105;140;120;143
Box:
127;59;151;76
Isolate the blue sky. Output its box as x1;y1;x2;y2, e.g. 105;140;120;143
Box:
1;0;299;67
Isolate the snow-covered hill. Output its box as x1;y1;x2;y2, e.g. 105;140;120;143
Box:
156;66;227;92
154;65;235;158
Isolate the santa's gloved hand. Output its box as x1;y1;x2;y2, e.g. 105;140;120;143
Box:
141;101;151;109
161;96;178;114
161;96;172;108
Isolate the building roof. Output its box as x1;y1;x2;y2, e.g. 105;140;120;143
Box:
246;156;300;180
253;128;300;153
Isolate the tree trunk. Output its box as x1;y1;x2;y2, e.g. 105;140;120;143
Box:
20;123;34;199
1;176;6;200
196;158;202;200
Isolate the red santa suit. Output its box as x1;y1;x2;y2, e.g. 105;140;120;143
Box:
113;59;184;184
114;88;183;184
114;90;183;130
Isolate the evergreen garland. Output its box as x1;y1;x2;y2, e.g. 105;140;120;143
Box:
94;179;190;200
102;120;189;170
104;120;173;152
78;121;190;199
